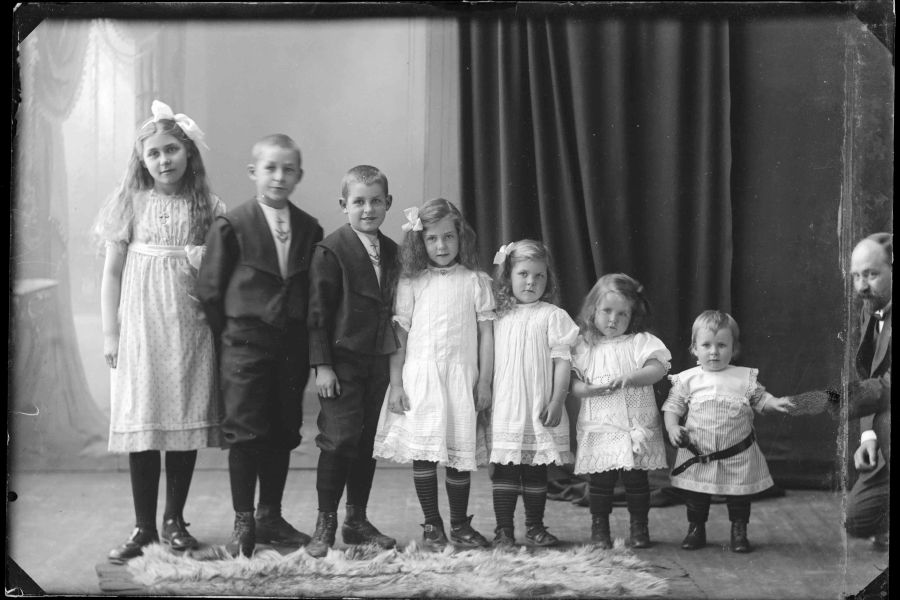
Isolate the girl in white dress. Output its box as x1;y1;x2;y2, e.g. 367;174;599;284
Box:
373;198;495;550
488;240;579;548
570;274;671;549
93;101;224;563
663;310;794;553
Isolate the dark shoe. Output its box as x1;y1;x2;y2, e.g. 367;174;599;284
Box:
422;521;449;551
681;522;706;550
450;515;491;548
255;505;311;546
525;523;560;547
342;504;396;549
492;526;516;549
108;527;159;563
629;520;652;549
162;515;199;551
226;511;256;558
591;515;612;549
306;511;338;558
730;520;752;553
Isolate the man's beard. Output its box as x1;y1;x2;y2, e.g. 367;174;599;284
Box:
860;294;888;313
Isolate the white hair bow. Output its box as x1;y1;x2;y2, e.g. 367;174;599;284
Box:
493;242;518;265
143;100;209;151
401;207;424;232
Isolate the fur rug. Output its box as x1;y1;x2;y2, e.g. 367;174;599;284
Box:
127;541;688;598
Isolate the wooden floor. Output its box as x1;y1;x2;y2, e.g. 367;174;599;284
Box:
6;466;887;598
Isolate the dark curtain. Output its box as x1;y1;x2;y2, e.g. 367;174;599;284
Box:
458;11;889;489
460;16;732;367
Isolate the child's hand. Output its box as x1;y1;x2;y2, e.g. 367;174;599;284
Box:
766;395;795;414
539;400;564;427
605;374;630;391
667;425;688;447
387;384;410;414
316;366;341;399
474;381;492;412
103;333;119;369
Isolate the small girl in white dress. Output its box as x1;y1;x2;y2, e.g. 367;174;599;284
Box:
488;240;579;548
570;274;671;549
373;198;495;550
663;310;795;553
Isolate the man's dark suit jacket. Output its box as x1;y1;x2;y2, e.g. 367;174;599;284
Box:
308;223;400;364
848;304;892;464
198;198;323;341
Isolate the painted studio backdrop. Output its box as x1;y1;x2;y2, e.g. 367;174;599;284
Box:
10;8;893;496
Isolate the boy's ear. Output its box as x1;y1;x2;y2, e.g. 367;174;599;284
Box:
385;194;393;211
247;163;257;180
338;197;348;213
296;167;304;183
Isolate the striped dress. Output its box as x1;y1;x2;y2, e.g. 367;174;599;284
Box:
662;365;775;496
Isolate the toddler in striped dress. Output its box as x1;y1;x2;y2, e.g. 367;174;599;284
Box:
662;310;796;553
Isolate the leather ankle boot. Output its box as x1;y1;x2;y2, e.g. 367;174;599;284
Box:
226;511;256;558
591;515;612;549
730;520;752;553
306;511;338;558
421;520;449;551
255;504;311;546
342;504;396;549
681;521;706;550
629;520;652;548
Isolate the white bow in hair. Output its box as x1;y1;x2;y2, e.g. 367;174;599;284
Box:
143;100;209;150
401;207;424;232
493;242;518;265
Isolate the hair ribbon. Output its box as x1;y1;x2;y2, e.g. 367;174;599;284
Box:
142;100;210;151
493;242;517;265
401;207;423;232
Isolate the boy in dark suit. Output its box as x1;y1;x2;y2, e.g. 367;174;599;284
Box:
197;134;323;558
305;165;400;557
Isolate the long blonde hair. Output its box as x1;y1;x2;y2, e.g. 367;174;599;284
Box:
92;117;215;249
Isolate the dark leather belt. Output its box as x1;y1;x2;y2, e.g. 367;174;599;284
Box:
671;431;756;477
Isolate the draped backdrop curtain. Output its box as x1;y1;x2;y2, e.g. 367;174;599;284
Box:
455;13;880;488
12;19;187;469
460;16;732;366
13;20;109;465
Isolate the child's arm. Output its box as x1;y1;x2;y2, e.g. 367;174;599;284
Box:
663;411;688;447
387;325;410;414
308;246;342;399
100;244;127;369
474;320;494;412
749;377;796;415
540;358;571;427
756;393;795;414
607;358;667;390
196;216;237;338
570;373;613;398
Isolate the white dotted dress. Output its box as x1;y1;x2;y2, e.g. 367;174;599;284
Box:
489;302;579;466
373;264;495;471
106;190;224;452
571;333;671;474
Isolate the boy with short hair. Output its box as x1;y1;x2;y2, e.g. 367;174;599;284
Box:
305;165;400;557
198;134;323;558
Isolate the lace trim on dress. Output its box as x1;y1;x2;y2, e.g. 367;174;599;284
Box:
491;449;575;466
